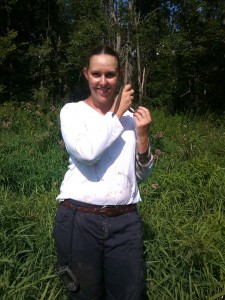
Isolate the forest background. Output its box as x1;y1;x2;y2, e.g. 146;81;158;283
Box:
1;0;225;112
1;0;225;299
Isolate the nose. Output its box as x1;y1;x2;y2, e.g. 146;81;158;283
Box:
100;75;107;86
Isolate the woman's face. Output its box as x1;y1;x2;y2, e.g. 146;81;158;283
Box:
83;54;120;106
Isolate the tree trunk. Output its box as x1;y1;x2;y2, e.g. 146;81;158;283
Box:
108;0;122;52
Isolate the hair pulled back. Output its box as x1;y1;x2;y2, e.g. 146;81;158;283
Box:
86;45;121;72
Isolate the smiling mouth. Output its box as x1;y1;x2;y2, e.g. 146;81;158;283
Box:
97;87;110;94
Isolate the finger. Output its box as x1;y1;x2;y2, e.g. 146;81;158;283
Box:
124;83;132;91
134;109;148;120
136;106;150;114
135;107;151;119
133;110;151;125
123;84;134;95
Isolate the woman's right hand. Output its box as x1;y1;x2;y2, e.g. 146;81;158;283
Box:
111;84;134;118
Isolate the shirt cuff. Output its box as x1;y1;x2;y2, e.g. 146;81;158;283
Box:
136;142;152;165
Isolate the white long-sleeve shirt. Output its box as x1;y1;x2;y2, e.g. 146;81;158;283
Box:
57;101;154;206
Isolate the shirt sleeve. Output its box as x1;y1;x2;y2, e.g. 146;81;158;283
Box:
135;142;154;181
60;104;124;165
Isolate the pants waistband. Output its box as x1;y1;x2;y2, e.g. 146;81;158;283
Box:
61;199;137;217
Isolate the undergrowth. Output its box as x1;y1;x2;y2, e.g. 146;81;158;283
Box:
0;102;225;299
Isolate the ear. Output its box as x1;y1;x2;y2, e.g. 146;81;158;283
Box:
83;67;88;80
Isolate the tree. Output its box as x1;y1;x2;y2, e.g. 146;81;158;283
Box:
0;0;68;103
156;0;225;112
0;0;224;113
0;30;17;98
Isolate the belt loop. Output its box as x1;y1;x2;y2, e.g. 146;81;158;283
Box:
72;205;77;214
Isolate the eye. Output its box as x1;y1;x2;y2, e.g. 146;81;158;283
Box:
106;72;116;78
92;72;100;77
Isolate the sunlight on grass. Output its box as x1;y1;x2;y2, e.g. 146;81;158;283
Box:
0;103;225;299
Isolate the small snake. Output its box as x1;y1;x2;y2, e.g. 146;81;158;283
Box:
112;86;123;117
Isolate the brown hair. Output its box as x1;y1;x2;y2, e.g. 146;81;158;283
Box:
86;45;121;71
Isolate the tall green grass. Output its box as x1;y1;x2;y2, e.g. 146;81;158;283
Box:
139;110;225;300
0;102;225;299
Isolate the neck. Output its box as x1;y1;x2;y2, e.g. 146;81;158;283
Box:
84;96;114;115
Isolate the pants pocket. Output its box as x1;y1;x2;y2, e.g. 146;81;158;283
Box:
53;204;76;265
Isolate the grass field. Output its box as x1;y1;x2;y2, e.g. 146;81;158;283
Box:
0;101;225;299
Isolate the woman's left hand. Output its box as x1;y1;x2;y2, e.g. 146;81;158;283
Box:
133;106;152;154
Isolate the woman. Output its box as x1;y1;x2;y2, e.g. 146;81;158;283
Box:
53;45;154;300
